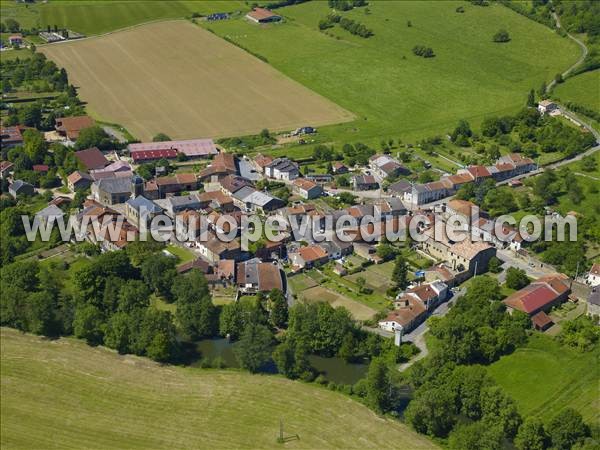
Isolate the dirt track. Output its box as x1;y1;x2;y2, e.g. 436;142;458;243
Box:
41;20;354;141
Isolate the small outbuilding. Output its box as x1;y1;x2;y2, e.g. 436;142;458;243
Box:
246;8;282;23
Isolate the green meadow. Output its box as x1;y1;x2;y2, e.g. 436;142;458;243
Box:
552;69;600;130
0;328;436;449
205;1;579;146
553;70;600;112
0;1;247;36
487;333;599;424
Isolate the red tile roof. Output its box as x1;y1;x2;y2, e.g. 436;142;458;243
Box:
299;245;328;263
32;164;49;172
467;165;492;179
247;7;279;21
131;149;178;162
531;311;553;329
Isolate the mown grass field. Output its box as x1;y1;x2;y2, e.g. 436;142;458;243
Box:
300;285;377;321
487;333;599;424
40;20;353;141
553;70;600;113
0;1;247;36
0;328;436;449
205;0;579;147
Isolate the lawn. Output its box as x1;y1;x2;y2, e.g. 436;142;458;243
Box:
205;0;579;149
165;244;196;264
487;333;599;423
40;20;353;141
0;1;248;36
0;328;437;449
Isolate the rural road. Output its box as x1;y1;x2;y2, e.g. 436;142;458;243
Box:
546;11;589;93
397;288;464;371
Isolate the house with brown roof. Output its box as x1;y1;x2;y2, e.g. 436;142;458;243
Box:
154;173;198;198
0;161;14;179
55;116;95;141
198;152;238;181
75;147;109;171
219;174;253;196
503;274;570;319
246;7;282;23
446;199;478;219
177;258;212;275
196;232;243;263
353;174;379;191
1;126;24;148
379;297;427;334
198;190;235;212
67;170;94;191
292;178;323;199
289;245;329;271
253;154;274;173
420;227;496;275
237;260;283;293
332;162;349;174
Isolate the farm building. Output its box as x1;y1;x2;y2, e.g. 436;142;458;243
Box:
55;116;95;141
128;139;218;159
503;274;571;319
246;8;282;23
130;149;178;163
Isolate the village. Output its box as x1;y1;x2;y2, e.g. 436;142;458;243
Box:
2;104;598;350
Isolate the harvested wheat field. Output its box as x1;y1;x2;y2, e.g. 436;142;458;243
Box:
40;20;354;141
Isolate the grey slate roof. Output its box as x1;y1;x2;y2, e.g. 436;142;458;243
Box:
95;176;132;194
126;195;163;214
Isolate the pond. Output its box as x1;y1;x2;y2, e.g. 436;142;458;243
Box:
186;338;368;385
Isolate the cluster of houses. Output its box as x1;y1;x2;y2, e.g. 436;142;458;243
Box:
4;111;597;335
394;154;537;206
379;281;449;335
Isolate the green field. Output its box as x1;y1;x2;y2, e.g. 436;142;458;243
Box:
205;0;579;146
553;70;600;113
487;334;599;423
0;1;247;36
0;328;436;449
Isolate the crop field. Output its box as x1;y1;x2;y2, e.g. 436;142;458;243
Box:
299;286;377;321
40;20;354;141
0;328;436;449
0;1;248;36
487;334;599;423
206;1;579;146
